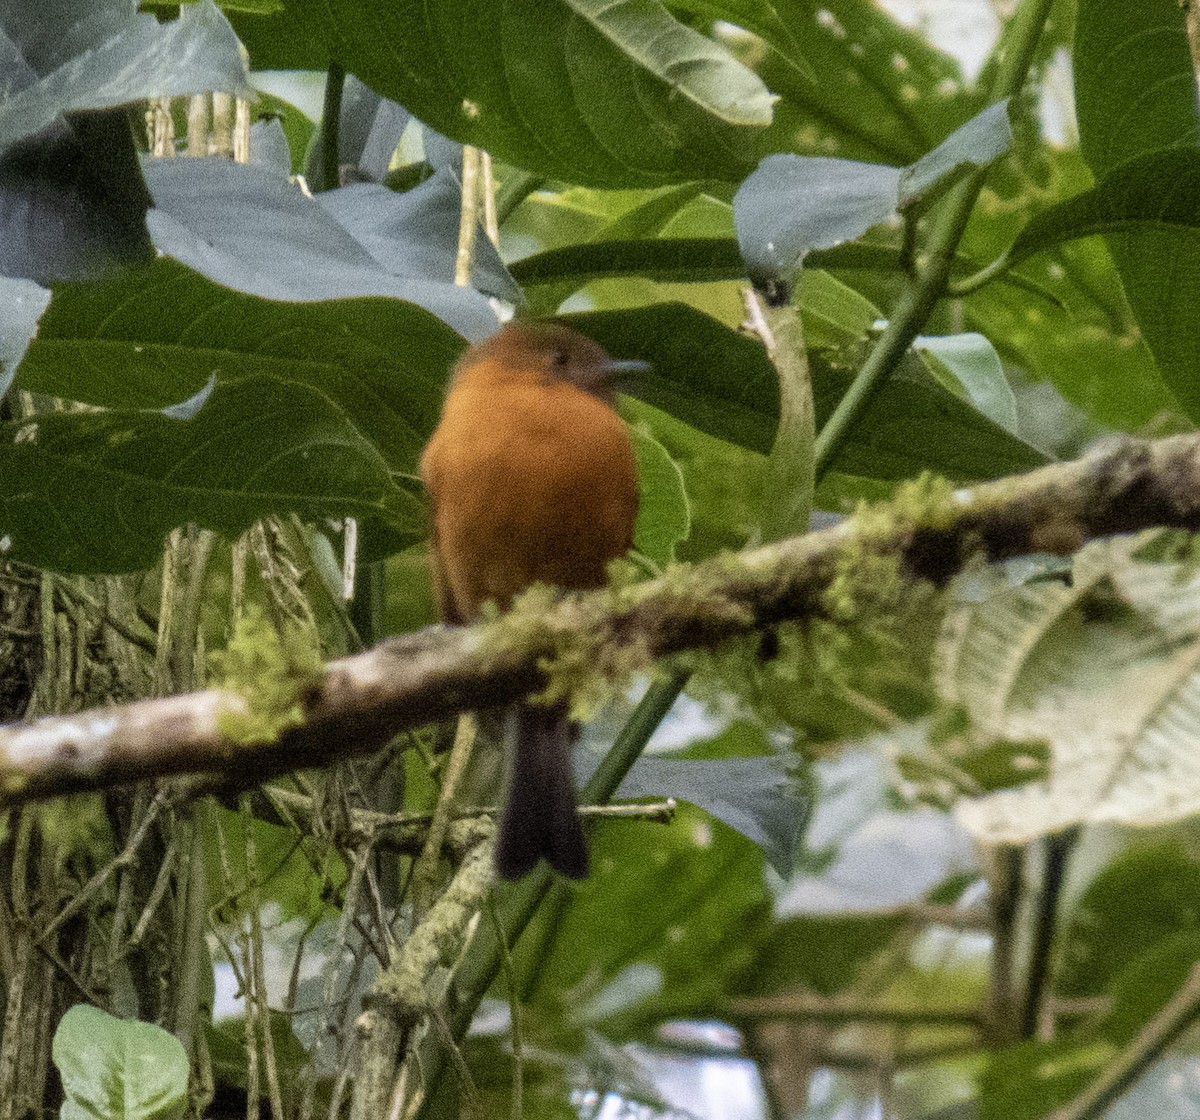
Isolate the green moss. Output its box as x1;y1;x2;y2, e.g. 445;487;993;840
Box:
210;606;324;746
823;472;957;624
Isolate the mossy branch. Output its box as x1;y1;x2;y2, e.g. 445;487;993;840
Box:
2;434;1200;805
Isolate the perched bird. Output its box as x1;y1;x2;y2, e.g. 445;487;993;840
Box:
420;321;643;879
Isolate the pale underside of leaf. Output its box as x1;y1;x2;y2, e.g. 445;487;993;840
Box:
941;537;1200;842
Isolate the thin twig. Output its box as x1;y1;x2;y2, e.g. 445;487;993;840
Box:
455;146;482;287
412;715;476;919
40;789;170;944
1049;962;1200;1120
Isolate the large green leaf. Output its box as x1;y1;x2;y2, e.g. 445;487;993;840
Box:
740;0;984;165
1010;149;1200;420
0;375;417;573
17;257;467;472
54;1004;189;1120
1054;844;1200;999
1071;1;1200;424
962;146;1176;432
568;303;1046;482
515;802;770;1039
230;0;773;187
1074;0;1198;179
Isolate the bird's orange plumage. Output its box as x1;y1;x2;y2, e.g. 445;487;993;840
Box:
420;321;639;878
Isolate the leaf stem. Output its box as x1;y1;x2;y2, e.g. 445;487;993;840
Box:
320;61;345;192
945;249;1013;297
813;0;1056;478
1020;827;1078;1039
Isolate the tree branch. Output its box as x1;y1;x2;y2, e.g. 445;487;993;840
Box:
5;433;1200;805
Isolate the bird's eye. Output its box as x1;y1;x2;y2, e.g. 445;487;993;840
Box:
551;346;569;369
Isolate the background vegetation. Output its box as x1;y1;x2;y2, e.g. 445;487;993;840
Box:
4;0;1200;1117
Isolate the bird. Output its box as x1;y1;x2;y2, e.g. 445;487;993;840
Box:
419;320;644;879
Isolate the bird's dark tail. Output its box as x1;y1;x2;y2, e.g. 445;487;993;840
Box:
495;702;588;880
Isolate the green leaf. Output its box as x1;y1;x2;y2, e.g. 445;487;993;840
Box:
0;0;249;152
0;376;418;573
746;0;981;166
629;428;690;567
1074;0;1198;179
17;257;467;473
1069;2;1200;425
524;183;706;314
1009;149;1200;420
960;141;1175;433
567;303;1045;482
1055;844;1200;999
516;802;770;1038
230;0;773;188
1011;149;1200;263
979;1036;1116;1120
54;1004;189;1120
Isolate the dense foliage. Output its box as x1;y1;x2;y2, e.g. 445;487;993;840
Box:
4;0;1200;1117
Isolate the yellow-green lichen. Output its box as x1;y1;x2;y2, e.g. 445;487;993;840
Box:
823;472;957;624
210;606;324;746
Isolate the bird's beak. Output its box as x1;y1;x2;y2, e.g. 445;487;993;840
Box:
603;358;652;387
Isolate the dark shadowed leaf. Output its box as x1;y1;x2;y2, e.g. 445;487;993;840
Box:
567;304;1046;482
16;256;467;472
0;112;153;282
0;375;418;573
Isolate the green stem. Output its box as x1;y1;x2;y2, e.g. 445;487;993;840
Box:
813;0;1055;478
319;61;345;192
944;248;1012;297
